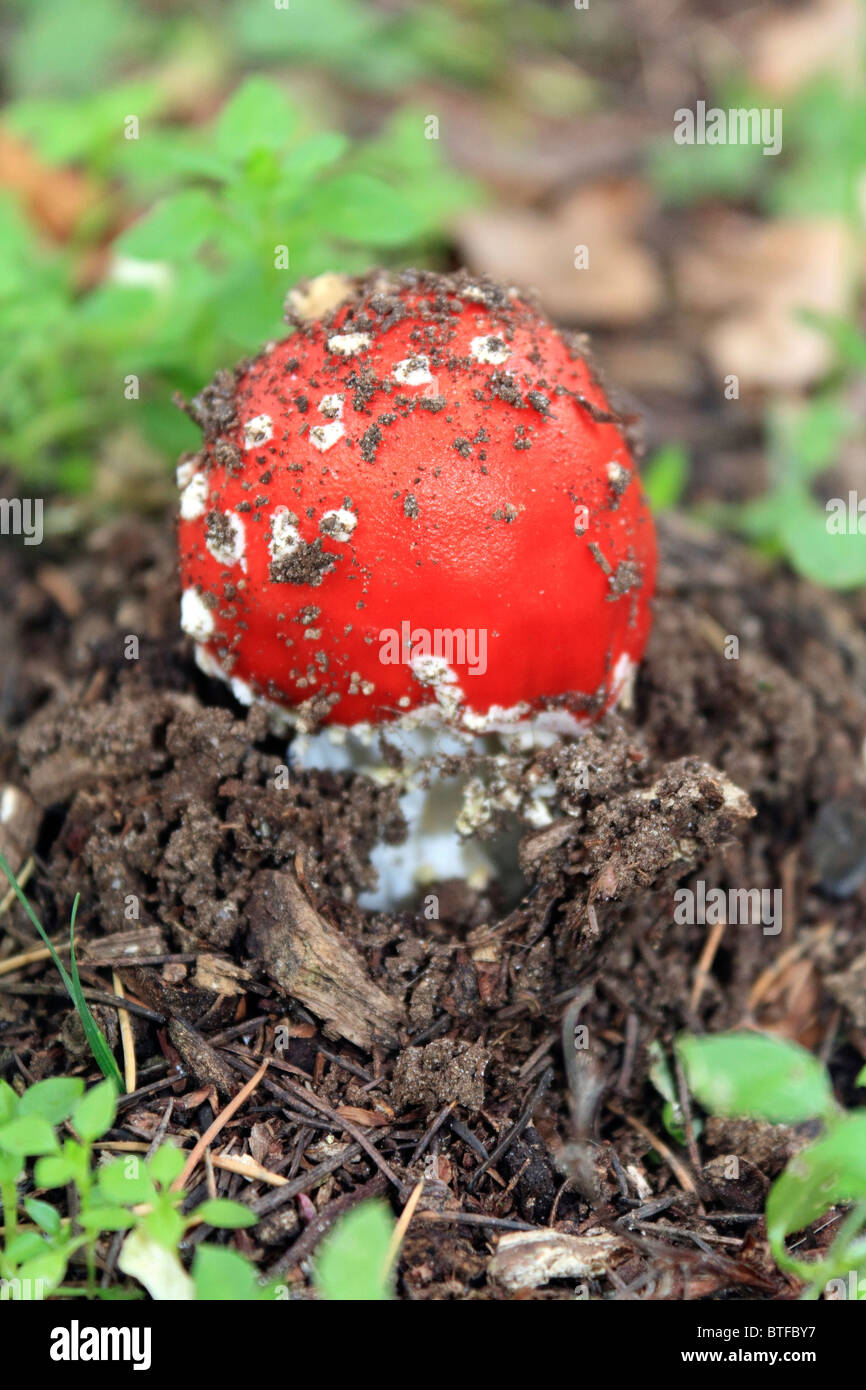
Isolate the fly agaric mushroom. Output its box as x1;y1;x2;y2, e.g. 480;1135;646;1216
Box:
177;270;657;907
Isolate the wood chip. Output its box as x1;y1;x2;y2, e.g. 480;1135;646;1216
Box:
246;870;405;1050
488;1228;629;1290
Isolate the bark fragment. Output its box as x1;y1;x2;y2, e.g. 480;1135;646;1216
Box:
246;870;405;1050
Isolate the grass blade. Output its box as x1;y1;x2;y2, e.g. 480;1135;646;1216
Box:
0;849;124;1089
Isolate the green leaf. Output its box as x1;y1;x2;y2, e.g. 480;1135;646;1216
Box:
215;77;298;161
0;1151;23;1185
0;1114;58;1157
650;136;765;207
115;189;219;261
193;1199;257;1229
19;1077;84;1126
789;397;851;477
0;1079;18;1124
77;1205;137;1231
642;445;688;512
141;1202;185;1252
310;173;421;246
778;493;866;591
767;1114;866;1270
7;0;137;99
315;1200;394;1301
192;1244;264;1300
23;1197;62;1237
72;1079;117;1142
6;1230;49;1265
230;0;378;67
280;131;349;186
648;1041;677;1105
7;83;161;166
147;1143;186;1188
66;897;124;1089
34;1152;77;1189
17;1247;69;1295
98;1156;156;1205
805;314;866;372
678;1031;835;1124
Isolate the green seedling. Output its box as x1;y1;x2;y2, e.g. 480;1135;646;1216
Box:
0;850;122;1088
678;1030;866;1299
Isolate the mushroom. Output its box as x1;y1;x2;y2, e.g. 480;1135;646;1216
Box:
178;270;657;908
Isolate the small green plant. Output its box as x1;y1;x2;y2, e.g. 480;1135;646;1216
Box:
314;1199;395;1301
1;1069;397;1300
0;1076;130;1297
647;1040;701;1147
0;1074;257;1300
649;52;866;594
0;850;122;1088
642;444;689;513
678;1030;866;1299
0;74;475;493
699;390;866;590
651;72;866;221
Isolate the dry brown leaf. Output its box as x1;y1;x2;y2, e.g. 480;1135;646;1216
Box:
335;1105;390;1128
457;179;664;326
0;128;98;240
677;215;856;390
744;0;864;94
754;957;823;1049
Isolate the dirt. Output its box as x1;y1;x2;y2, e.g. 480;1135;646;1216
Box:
1;502;866;1299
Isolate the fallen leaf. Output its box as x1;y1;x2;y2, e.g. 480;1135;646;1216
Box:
743;0;864;94
458;179;664;326
335;1105;390;1127
0;129;98;240
677;215;855;390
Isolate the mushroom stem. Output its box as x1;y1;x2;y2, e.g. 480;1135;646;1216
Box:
291;717;573;911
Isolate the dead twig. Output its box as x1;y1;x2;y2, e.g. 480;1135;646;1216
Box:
468;1066;553;1191
173;1058;269;1192
112;969;137;1094
690;917;728;1013
607;1099;698;1196
0;936;69;977
383;1179;425;1278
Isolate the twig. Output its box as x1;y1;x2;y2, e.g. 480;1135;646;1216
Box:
690;917;727;1013
0;938;70;977
93;1139;289;1188
607;1099;698;1195
383;1179;424;1278
251;1144;364;1217
0;856;34;918
173;1058;269;1192
467;1066;552;1191
233;1056;404;1196
265;1173;388;1280
673;1050;703;1180
410;1102;454;1163
112;969;137;1094
414;1211;535;1232
0;979;164;1021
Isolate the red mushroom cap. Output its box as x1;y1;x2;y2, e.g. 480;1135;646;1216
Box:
177;270;657;733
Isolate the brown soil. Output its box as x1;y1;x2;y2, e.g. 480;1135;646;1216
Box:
2;507;866;1299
